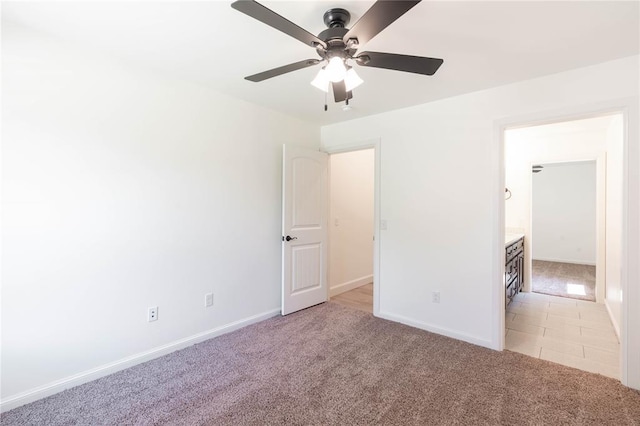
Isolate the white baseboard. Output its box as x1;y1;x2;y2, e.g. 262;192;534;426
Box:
604;299;621;339
329;275;373;297
376;311;494;350
532;257;596;266
0;308;280;413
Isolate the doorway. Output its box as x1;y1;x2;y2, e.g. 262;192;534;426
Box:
531;160;597;302
327;148;375;313
502;113;623;379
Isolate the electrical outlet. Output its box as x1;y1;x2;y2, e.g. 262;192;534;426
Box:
148;306;158;322
432;292;440;303
205;293;214;307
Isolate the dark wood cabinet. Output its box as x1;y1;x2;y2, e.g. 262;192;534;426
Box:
505;236;524;307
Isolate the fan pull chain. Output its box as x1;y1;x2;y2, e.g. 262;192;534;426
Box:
324;91;328;111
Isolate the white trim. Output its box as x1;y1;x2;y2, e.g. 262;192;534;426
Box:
531;257;596;266
605;299;621;339
620;100;640;390
0;308;280;413
323;138;382;317
494;96;639;390
491;117;507;351
377;311;493;350
595;153;607;304
329;275;373;297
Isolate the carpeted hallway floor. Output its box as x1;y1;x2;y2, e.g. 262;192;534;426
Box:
3;303;639;425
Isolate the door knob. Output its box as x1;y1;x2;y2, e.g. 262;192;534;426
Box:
285;235;297;241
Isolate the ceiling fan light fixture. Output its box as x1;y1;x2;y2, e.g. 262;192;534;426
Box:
231;1;444;105
310;68;330;92
326;57;347;83
344;67;363;92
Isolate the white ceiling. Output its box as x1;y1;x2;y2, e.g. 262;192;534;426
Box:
507;113;619;140
3;1;639;125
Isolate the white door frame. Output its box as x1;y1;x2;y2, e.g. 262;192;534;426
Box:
324;138;382;316
492;97;639;390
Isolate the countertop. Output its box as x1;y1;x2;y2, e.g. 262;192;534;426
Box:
505;233;524;246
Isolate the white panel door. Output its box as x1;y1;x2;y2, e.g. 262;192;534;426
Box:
282;145;328;315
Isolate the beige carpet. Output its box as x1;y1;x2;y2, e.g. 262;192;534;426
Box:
3;303;639;425
532;260;596;302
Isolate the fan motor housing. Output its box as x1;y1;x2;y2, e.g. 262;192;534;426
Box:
318;27;348;43
323;8;350;28
319;9;350;42
317;9;356;60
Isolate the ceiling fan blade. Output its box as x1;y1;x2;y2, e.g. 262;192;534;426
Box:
343;0;421;47
231;1;327;49
356;51;443;75
332;81;353;103
245;59;320;82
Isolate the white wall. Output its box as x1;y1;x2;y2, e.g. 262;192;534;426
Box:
321;56;639;364
1;21;319;406
328;149;374;296
505;116;613;234
532;161;597;265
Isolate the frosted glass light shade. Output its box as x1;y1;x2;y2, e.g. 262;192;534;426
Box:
310;68;329;92
325;57;347;83
344;68;364;91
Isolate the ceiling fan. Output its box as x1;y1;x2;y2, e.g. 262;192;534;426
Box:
230;0;444;105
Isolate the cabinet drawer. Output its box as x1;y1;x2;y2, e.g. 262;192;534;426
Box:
512;239;524;254
505;236;524;307
506;238;524;262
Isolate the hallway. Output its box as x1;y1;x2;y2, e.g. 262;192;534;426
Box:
331;283;373;314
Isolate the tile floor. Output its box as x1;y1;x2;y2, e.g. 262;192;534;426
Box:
505;290;620;379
